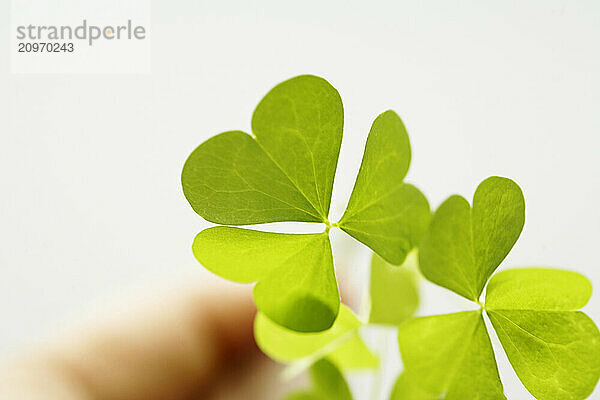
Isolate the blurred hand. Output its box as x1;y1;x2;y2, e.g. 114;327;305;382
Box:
0;284;287;400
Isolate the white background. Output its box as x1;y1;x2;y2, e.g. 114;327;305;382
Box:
1;1;599;399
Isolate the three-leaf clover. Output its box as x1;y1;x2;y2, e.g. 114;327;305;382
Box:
397;176;600;399
182;75;430;332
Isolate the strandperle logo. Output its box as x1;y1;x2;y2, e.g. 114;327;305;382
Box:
16;19;147;46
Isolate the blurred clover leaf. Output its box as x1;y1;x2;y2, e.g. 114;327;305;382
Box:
283;359;354;400
369;250;420;326
254;304;378;373
398;176;600;400
182;75;430;332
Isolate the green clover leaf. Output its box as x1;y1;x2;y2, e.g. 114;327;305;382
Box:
182;75;430;332
338;111;430;264
397;311;505;399
399;177;600;400
283;359;354;400
251;75;344;222
419;176;525;301
484;267;592;310
182;75;342;224
369;250;420;326
254;304;378;371
193;227;338;331
486;268;600;400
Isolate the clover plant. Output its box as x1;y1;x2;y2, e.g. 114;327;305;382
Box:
396;178;600;399
182;75;430;332
182;75;600;399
